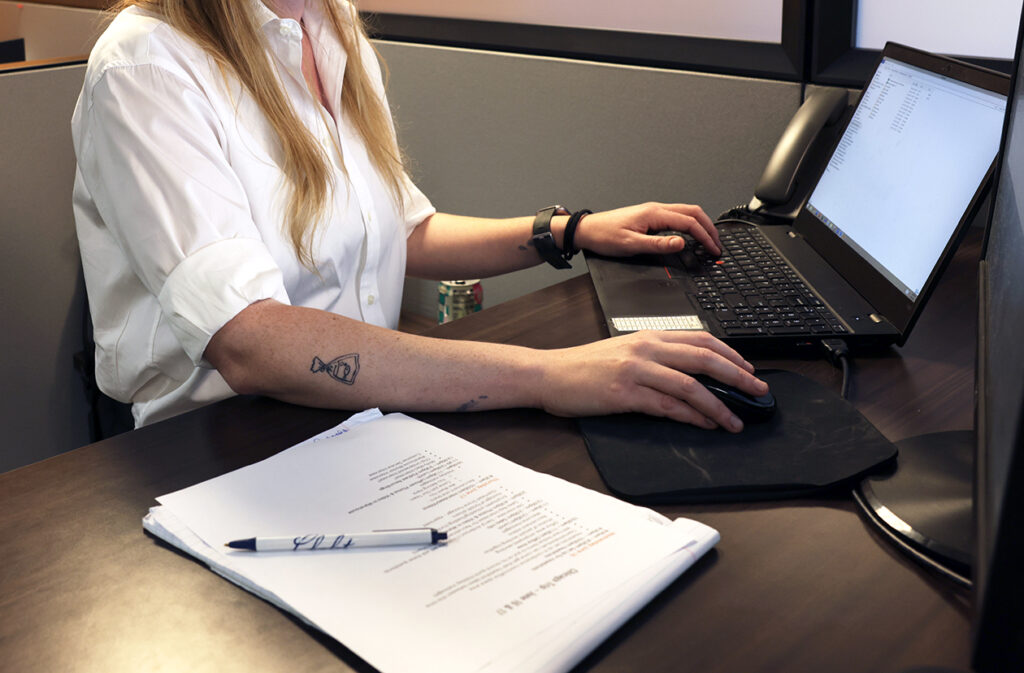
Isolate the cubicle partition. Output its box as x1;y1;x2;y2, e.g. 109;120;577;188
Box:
380;42;803;313
1;63;92;471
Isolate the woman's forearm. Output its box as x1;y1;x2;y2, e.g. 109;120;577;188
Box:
205;299;543;413
404;203;722;281
405;212;560;279
205;298;770;432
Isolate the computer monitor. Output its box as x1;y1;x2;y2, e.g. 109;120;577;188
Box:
855;12;1024;671
972;6;1024;666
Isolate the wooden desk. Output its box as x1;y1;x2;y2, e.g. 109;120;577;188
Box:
0;232;980;673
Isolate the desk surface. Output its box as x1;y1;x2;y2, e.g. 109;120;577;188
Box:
0;232;981;673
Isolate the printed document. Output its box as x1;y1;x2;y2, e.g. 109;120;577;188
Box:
144;410;718;673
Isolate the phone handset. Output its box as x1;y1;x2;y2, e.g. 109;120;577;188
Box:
744;88;849;221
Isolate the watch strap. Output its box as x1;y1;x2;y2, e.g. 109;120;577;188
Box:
531;205;571;269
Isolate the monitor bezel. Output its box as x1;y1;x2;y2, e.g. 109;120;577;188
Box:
793;42;1009;343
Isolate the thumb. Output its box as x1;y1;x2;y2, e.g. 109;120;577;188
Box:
627;231;687;255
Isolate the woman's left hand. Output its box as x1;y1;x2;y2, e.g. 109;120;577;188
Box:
573;202;721;258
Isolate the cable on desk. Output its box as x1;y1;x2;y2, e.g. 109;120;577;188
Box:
851;488;971;589
821;338;852;399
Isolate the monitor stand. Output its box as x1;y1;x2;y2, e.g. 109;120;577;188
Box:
853;430;974;585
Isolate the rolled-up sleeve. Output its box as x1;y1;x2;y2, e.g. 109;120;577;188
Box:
401;173;436;237
158;238;290;365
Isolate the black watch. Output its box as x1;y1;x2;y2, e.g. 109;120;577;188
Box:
531;205;572;269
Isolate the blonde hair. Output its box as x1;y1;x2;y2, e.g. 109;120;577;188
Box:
114;0;405;270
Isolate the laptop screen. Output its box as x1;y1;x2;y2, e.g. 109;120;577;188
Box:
805;56;1006;301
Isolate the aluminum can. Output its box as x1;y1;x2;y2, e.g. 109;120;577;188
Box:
438;280;483;323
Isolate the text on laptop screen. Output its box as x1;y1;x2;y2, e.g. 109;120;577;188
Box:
806;57;1006;300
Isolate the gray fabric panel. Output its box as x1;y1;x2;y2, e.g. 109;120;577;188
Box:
377;42;802;313
0;64;91;470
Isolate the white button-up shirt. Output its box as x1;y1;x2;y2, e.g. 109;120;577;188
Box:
72;2;434;427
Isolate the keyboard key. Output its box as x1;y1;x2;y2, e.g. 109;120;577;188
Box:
722;293;747;308
678;225;845;336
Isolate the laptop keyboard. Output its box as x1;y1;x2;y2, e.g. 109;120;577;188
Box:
684;228;848;337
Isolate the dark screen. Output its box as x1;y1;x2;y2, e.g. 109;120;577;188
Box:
973;8;1024;668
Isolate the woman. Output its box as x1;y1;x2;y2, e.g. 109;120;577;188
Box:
72;0;768;431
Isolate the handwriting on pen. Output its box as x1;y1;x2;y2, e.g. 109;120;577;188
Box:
292;534;354;550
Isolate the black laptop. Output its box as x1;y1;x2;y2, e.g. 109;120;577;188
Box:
587;43;1008;356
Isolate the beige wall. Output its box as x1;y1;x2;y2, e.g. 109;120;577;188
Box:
360;0;784;43
0;1;108;61
856;0;1022;58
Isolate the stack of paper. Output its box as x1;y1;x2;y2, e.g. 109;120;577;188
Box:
144;410;718;673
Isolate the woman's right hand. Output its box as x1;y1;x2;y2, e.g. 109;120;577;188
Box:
535;330;768;433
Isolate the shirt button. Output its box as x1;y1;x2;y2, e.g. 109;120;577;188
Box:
367;294;376;305
280;22;300;39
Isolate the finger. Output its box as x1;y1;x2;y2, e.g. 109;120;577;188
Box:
626;214;717;257
665;211;721;256
639;332;769;400
661;204;721;253
632;361;744;432
701;357;770;398
654;330;756;374
620;229;686;255
625;380;720;430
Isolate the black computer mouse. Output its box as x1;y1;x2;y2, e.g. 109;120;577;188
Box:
695;374;777;423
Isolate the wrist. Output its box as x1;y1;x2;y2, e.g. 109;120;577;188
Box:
568;210;598;252
530;205;592;269
486;343;551;411
562;209;591;260
529;348;562;412
548;215;569;249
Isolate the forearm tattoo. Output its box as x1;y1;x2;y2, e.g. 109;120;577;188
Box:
456;395;489;412
311;354;360;385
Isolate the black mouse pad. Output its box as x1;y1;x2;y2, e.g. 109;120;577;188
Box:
578;370;897;503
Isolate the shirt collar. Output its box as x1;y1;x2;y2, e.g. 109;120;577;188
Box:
250;1;349;113
252;1;281;30
253;1;335;35
253;1;344;62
